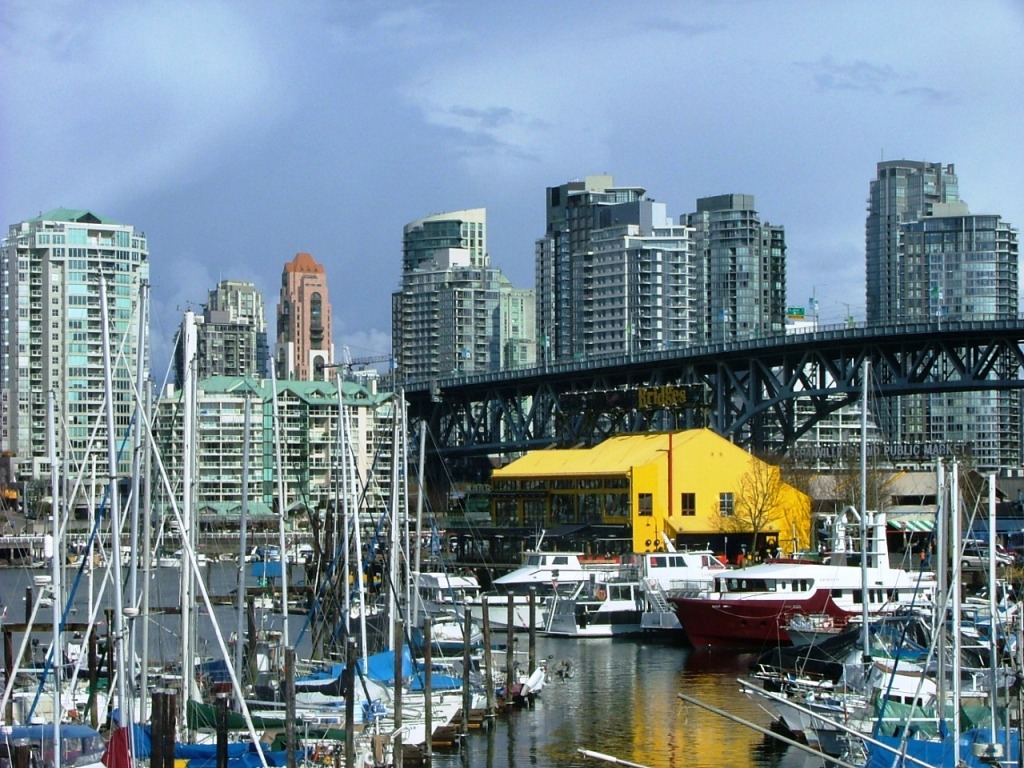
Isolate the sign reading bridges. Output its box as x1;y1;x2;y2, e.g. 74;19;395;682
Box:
559;384;705;412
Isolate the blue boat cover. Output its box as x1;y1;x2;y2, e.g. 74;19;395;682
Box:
357;648;414;682
251;561;284;580
408;672;463;691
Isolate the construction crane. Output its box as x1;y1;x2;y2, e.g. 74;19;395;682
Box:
340;345;393;376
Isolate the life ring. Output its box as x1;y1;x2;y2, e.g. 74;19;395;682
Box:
595;588;607;601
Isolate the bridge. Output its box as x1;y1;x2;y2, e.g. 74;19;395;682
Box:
405;318;1024;467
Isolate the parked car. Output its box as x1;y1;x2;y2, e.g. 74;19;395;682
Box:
960;538;1013;569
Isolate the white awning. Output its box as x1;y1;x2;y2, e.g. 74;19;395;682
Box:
887;514;935;532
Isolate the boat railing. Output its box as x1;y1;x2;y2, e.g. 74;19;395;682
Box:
661;577;715;595
667;582;716;598
615;565;642;582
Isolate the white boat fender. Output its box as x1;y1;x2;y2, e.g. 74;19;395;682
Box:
522;666;546;695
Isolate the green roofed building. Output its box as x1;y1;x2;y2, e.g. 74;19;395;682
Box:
151;375;400;532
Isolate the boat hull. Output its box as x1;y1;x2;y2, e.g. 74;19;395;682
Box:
670;587;843;647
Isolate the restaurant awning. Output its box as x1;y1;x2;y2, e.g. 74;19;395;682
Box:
887;513;936;532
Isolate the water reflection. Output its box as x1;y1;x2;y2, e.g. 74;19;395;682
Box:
437;636;827;768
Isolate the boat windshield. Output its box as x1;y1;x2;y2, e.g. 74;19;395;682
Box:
718;577;814;593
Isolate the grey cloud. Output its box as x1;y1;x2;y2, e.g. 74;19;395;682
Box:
795;56;898;93
895;85;955;105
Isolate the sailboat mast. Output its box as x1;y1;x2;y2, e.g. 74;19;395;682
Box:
860;359;870;656
101;277;129;726
180;309;197;736
127;281;148;716
235;396;252;687
988;472;998;748
387;395;401;652
951;459;962;761
335;375;352;640
346;395;369;669
411;421;427;628
270;366;290;650
47;391;62;768
935;460;947;736
140;380;153;719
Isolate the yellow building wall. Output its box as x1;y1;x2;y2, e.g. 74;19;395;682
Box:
629;429;811;555
630;461;661;552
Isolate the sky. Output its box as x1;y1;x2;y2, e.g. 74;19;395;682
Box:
3;1;1023;379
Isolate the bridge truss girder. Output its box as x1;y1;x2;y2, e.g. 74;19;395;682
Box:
406;321;1024;461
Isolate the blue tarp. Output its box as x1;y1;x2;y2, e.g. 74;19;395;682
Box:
357;648;414;683
251;561;284;580
122;727;297;767
408;672;463;691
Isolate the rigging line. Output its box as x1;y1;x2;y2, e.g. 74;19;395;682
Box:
25;419;136;721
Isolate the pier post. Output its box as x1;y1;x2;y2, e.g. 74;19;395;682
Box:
461;608;471;737
393;617;404;768
88;631;99;728
504;599;514;705
215;693;228;768
422;616;432;766
3;628;12;724
528;587;537;690
150;691;165;768
285;647;296;768
481;596;495;719
343;639;355;768
162;691;177;768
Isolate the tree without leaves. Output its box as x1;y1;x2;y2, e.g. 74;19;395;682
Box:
715;455;790;555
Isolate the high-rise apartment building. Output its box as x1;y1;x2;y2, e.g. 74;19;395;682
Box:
403;207;487;271
276;253;334;381
176;279;269;384
864;161;1020;470
393;209;535;383
586;217;697;356
535;175;650;363
536;177;778;360
866;161;960;324
499;285;537;370
902;207;1019;468
686;194;786;343
0;208;149;479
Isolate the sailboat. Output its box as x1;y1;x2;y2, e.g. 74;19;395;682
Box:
855;470;1022;768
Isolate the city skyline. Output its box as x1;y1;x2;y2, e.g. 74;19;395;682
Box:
2;3;1022;379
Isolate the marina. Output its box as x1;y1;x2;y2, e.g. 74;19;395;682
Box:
0;561;820;768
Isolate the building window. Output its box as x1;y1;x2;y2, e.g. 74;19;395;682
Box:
680;493;696;516
638;493;653;517
719;492;734;516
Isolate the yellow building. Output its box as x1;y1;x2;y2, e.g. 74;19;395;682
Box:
490;428;811;561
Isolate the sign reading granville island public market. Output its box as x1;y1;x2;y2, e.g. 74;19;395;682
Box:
792;441;973;462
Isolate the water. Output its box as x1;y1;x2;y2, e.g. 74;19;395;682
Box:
0;563;826;768
432;637;825;768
